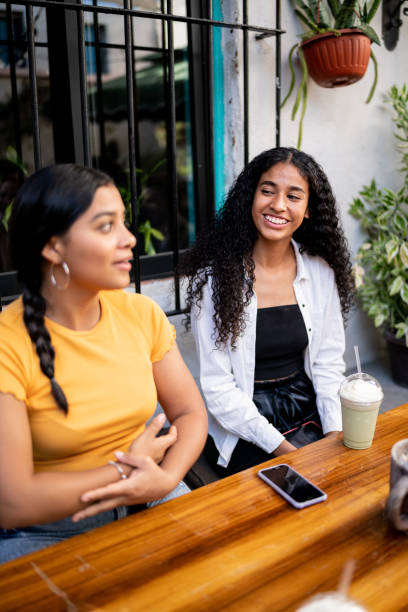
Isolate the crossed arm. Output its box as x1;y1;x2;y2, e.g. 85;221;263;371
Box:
0;343;207;529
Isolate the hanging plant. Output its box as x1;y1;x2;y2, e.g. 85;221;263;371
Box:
282;0;381;147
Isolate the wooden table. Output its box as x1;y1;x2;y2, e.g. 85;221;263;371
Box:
1;405;408;611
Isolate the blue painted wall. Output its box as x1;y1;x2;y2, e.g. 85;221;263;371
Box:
212;0;225;211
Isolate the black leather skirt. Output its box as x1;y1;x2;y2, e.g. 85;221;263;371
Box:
204;369;323;478
253;369;323;447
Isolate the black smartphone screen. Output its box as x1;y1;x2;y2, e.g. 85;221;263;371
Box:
260;465;323;503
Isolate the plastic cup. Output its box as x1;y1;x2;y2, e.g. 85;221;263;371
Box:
339;373;383;450
296;592;367;611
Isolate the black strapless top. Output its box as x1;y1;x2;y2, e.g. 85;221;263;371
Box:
254;304;308;380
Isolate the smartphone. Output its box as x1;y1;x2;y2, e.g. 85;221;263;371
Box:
258;464;327;509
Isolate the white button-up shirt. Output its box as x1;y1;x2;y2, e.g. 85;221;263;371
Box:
191;241;345;467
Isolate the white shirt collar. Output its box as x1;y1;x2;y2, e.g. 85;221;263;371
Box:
292;240;310;282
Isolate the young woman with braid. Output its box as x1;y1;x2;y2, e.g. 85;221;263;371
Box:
0;164;207;563
180;147;354;477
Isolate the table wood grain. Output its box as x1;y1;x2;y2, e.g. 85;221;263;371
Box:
1;404;408;611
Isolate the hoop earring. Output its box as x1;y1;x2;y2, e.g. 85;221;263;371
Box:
50;261;70;290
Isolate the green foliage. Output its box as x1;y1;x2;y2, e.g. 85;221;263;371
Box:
0;146;27;231
0;148;165;256
386;84;408;187
0;146;165;256
137;219;165;256
2;199;13;231
334;0;359;29
4;145;27;177
349;86;408;346
284;0;381;147
118;159;165;255
294;0;332;32
294;0;381;40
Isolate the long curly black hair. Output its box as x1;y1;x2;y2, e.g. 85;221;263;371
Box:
179;147;354;348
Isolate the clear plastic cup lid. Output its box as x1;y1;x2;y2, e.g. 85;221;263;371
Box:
296;592;368;611
339;372;383;403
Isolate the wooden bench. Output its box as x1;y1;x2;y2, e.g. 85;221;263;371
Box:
183;450;220;488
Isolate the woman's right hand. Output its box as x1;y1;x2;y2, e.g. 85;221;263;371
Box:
72;455;178;521
126;413;177;464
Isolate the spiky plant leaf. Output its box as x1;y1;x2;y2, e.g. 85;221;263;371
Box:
358;23;380;45
326;0;341;19
294;0;320;24
294;8;321;33
366;0;381;23
334;0;358;28
295;0;331;29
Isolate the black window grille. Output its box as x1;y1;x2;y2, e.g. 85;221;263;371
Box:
0;0;283;315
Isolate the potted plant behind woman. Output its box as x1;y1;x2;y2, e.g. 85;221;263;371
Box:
349;85;408;387
283;0;381;147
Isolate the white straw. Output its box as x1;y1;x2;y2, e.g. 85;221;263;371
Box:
354;345;362;377
338;559;356;595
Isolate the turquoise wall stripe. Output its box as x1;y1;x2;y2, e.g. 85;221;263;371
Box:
212;0;225;211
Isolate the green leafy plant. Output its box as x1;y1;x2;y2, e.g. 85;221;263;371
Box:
282;0;381;147
349;85;408;346
119;159;165;255
2;196;13;231
0;146;27;231
293;0;380;43
0;146;166;257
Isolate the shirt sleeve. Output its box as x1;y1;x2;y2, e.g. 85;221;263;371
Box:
310;267;345;433
147;299;176;363
191;277;285;455
0;323;30;403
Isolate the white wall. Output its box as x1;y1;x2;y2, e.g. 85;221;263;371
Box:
136;2;406;373
242;3;408;369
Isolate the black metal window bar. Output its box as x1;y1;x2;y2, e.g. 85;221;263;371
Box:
0;0;283;316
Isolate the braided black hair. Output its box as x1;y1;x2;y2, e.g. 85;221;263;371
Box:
180;147;355;349
22;287;69;412
9;164;112;413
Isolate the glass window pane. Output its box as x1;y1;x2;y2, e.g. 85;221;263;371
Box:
0;0;209;283
88;10;195;256
33;6;47;44
0;6;52;271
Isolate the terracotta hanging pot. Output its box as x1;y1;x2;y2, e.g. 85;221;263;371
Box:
300;28;372;88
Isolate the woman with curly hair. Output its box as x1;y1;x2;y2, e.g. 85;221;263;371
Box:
180;147;354;477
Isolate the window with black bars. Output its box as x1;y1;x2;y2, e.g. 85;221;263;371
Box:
0;0;282;315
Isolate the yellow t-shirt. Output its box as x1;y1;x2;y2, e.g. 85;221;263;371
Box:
0;290;175;472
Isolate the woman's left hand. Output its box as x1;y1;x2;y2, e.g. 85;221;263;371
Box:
126;413;177;464
72;455;176;522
